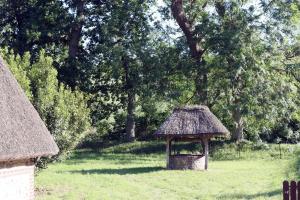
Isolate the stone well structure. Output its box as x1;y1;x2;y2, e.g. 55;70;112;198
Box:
155;105;229;170
169;155;205;170
0;57;59;200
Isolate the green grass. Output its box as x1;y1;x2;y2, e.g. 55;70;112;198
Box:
36;141;299;200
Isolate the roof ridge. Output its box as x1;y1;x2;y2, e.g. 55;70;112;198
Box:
174;105;209;112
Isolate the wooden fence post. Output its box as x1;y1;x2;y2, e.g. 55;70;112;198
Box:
291;181;297;200
283;180;289;200
166;137;171;169
283;180;300;200
298;181;300;200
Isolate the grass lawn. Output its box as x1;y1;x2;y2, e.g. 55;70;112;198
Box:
36;141;299;200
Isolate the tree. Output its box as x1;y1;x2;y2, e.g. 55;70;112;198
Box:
206;1;299;142
68;0;85;59
170;0;209;105
166;0;299;142
85;0;153;141
0;0;69;58
169;0;299;105
60;0;91;88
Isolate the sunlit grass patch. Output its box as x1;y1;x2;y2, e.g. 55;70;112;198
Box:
36;141;298;200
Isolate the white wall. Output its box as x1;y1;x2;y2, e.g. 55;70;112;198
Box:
0;164;34;200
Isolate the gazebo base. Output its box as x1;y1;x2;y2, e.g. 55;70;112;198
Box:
168;155;205;170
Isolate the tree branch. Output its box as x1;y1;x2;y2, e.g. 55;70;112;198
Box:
171;0;203;60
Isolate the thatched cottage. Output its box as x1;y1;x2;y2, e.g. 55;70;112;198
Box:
0;57;59;200
155;105;229;170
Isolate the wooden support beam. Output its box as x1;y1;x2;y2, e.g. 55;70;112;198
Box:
173;137;202;142
203;138;209;170
169;138;172;156
166;137;171;169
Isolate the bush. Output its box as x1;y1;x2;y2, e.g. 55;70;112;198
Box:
1;49;92;158
252;141;270;150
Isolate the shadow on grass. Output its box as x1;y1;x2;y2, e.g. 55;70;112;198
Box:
65;152;162;165
218;189;281;199
62;166;164;175
65;141;202;165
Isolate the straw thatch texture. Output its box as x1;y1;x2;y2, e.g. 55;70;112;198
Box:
155;105;229;137
0;57;59;161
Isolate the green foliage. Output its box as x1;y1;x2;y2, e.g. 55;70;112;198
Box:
0;48;32;99
0;0;69;57
167;0;300;141
0;0;299;144
52;85;92;156
1;49;92;157
29;50;58;117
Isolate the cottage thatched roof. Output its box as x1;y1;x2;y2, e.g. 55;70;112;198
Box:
155;105;229;137
0;57;59;161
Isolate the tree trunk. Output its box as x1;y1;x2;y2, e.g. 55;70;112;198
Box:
62;0;85;88
232;104;244;142
126;87;136;141
68;0;85;59
123;56;136;142
195;62;208;105
171;0;208;105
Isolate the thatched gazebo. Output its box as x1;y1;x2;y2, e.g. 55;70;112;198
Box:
0;57;59;199
155;105;229;170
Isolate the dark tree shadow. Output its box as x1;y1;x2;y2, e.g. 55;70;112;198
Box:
65;152;160;165
61;166;164;175
218;189;281;199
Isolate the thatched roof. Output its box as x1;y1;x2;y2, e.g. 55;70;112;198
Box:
0;57;59;161
155;105;229;138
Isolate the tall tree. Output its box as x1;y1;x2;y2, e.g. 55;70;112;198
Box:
171;0;208;105
207;1;299;142
85;0;152;141
169;0;299;104
68;0;85;59
61;0;88;88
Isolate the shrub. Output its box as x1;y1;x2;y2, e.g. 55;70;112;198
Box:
253;141;270;150
1;49;92;158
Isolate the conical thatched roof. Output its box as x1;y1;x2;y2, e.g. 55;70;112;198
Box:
155;105;229;137
0;57;59;161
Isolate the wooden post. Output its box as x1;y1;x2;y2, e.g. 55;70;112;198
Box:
297;181;300;200
203;138;209;170
283;180;289;200
166;137;171;169
291;181;297;200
